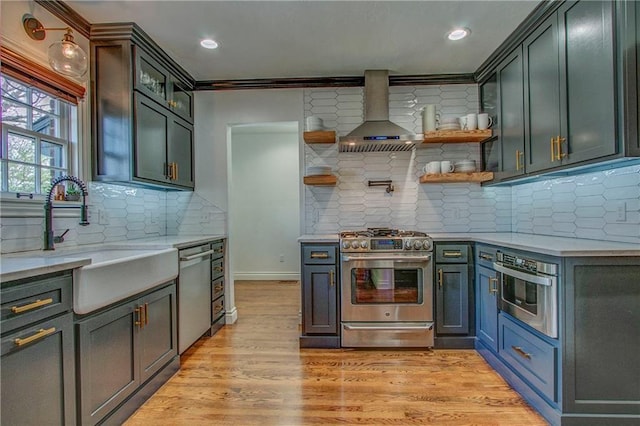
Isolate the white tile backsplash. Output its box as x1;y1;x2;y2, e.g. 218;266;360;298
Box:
0;182;226;254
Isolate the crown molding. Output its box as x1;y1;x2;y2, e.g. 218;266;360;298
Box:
34;0;91;39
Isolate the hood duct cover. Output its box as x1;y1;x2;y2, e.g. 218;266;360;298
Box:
339;70;423;153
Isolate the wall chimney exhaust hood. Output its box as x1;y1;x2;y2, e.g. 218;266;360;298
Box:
339;70;423;153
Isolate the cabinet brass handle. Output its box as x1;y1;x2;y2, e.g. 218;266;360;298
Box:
329;270;335;287
214;266;223;272
443;251;462;258
479;253;493;261
214;248;224;254
11;298;53;314
174;163;178;180
144;303;149;326
215;283;224;292
165;162;172;180
134;307;143;328
550;137;556;161
512;345;532;359
438;268;443;289
14;327;56;347
515;149;521;171
556;136;566;160
214;304;224;314
310;252;329;259
489;277;499;294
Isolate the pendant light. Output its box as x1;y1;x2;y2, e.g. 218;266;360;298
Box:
22;14;88;78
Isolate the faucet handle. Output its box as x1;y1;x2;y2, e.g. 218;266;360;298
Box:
53;229;70;244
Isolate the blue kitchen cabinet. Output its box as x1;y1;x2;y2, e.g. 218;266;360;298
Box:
475;245;499;353
76;282;178;425
0;272;76;426
300;243;340;348
434;243;474;348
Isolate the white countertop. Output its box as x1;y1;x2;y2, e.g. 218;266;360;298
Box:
0;234;226;283
298;232;640;257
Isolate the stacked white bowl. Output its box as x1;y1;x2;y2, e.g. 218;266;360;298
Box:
438;117;460;131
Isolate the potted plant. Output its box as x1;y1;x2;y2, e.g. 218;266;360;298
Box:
65;183;82;201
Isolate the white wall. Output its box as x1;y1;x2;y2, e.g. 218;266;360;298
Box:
194;89;305;323
230;125;300;280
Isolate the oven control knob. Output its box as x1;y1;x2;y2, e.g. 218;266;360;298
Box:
342;241;351;250
351;241;361;249
413;240;423;250
360;240;368;249
404;240;412;250
421;240;431;250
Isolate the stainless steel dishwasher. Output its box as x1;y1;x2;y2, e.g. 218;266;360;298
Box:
178;243;214;354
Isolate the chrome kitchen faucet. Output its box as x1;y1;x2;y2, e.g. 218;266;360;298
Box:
44;175;90;250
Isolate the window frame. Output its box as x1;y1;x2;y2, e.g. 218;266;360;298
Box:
1;75;76;197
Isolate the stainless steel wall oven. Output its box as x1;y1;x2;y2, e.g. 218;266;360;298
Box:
340;229;434;347
494;251;558;338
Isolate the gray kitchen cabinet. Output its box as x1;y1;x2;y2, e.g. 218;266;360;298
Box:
91;23;195;190
480;0;638;185
1;272;76;426
300;243;340;348
76;282;178;425
134;93;194;188
474;245;499;353
525;0;616;174
479;73;500;173
523;15;561;174
497;47;526;179
434;243;474;348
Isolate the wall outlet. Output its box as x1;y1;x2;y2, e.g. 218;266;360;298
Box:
150;212;159;225
279;254;285;263
200;212;211;223
616;202;626;222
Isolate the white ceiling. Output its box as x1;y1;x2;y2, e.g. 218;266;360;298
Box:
66;0;541;81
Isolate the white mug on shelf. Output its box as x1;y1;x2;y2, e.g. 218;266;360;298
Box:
478;113;493;130
423;161;441;174
440;160;454;174
466;113;478;130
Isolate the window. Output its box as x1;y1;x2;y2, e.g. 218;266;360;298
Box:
1;74;77;195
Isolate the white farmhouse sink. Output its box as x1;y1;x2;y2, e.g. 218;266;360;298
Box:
52;248;179;314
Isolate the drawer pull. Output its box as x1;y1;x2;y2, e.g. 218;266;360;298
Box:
438;268;443;289
134;307;143;328
14;327;56;346
442;251;462;258
479;253;493;261
310;252;329;259
144;303;149;325
512;345;532;360
11;298;54;314
214;304;224;314
213;266;223;272
329;270;335;287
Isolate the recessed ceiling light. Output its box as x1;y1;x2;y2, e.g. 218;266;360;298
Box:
200;39;218;49
447;28;471;41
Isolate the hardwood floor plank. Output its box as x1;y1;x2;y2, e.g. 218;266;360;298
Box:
125;281;548;425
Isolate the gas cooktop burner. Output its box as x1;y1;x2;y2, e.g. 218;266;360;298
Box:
340;228;428;238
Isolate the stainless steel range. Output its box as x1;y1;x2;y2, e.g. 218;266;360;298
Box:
340;228;434;348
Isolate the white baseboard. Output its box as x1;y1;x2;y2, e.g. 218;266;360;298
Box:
233;272;300;281
225;306;238;324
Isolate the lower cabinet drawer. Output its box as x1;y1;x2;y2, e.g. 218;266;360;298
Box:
211;278;224;300
499;313;558;402
211;258;224;281
212;296;224;322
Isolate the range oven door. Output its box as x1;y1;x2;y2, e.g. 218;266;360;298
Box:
341;253;434;347
493;262;558;338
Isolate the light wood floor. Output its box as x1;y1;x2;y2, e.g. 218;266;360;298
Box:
125;281;548;425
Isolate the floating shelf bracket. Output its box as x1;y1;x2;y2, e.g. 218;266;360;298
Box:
368;179;394;193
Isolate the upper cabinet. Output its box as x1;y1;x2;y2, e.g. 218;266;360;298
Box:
480;0;639;185
91;24;196;190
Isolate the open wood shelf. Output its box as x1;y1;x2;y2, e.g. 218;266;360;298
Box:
423;129;492;144
419;172;494;183
303;174;337;186
303;131;336;144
